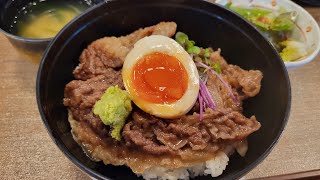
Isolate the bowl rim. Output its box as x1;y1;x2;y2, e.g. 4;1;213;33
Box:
215;0;320;69
36;0;291;179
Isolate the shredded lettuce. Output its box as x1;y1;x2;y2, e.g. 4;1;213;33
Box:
280;40;308;62
225;2;232;9
227;4;296;32
229;6;272;20
271;12;296;31
226;3;306;62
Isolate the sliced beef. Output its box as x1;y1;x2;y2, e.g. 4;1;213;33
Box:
73;22;177;80
206;72;242;112
201;109;261;140
64;71;123;135
206;48;263;99
64;70;123;110
222;65;263;98
122;109;260;155
122;110;175;155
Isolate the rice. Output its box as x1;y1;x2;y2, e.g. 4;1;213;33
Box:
141;151;229;180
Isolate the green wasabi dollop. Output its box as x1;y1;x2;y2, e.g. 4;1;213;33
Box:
93;85;132;141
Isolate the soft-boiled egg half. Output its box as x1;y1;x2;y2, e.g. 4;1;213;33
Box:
122;35;199;119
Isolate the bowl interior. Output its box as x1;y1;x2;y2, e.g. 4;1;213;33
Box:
37;0;291;179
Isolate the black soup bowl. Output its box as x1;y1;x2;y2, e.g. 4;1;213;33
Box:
36;0;291;179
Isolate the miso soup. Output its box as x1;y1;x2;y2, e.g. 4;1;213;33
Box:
10;0;92;39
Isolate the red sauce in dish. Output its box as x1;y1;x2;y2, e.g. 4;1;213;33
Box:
132;52;188;104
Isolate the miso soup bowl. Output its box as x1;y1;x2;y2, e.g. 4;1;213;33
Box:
37;0;291;179
0;0;102;63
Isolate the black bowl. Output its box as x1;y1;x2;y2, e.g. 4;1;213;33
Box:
36;0;291;179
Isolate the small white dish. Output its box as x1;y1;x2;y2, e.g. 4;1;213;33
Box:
215;0;320;69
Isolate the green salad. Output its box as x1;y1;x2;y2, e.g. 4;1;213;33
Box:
226;2;307;62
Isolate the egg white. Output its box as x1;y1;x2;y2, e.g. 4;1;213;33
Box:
122;35;199;119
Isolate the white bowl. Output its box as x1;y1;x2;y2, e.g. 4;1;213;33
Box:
215;0;320;69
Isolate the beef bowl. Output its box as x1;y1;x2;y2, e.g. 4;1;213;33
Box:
36;0;291;179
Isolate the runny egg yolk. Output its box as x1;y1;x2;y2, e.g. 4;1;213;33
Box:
123;35;199;119
132;52;188;104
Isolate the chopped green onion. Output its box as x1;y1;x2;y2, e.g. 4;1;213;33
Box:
187;46;201;54
185;40;195;49
175;32;188;45
204;48;210;58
